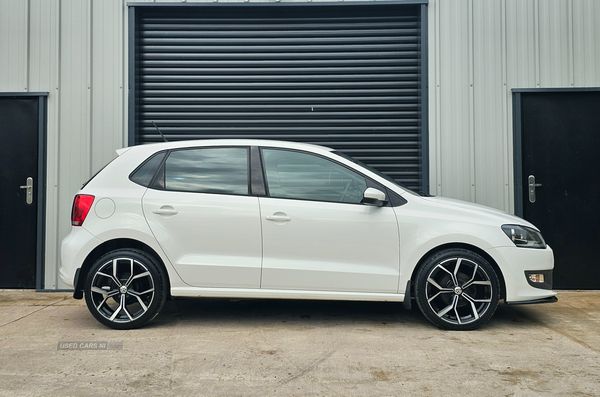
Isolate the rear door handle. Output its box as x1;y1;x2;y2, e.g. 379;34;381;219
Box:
153;206;178;216
266;212;291;222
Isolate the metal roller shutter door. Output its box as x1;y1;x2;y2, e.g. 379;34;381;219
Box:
132;3;425;191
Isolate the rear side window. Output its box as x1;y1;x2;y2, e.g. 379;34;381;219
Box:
130;152;166;187
163;147;249;195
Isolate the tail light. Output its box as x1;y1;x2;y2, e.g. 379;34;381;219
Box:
71;194;95;226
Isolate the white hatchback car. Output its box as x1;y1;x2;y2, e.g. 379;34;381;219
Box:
60;139;556;330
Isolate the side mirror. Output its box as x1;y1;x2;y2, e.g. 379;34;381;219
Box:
362;187;388;207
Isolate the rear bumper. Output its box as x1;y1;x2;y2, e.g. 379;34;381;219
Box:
72;268;83;299
59;226;102;288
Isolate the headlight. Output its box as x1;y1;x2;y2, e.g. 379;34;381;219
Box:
502;225;546;249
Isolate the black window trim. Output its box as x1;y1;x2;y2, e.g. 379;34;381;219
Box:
250;146;266;196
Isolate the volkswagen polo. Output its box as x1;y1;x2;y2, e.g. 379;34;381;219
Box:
60;140;556;330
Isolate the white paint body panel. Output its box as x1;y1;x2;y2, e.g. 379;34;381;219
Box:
142;190;262;288
259;197;400;293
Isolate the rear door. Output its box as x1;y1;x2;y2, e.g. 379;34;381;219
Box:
142;146;262;288
259;148;400;293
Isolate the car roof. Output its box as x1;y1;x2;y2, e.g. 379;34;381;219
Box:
121;139;335;156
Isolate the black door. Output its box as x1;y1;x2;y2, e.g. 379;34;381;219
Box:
518;90;600;289
0;97;40;288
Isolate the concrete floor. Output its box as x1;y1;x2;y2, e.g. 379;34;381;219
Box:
0;290;598;397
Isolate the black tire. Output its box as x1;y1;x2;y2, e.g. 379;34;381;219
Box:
84;249;168;330
415;249;500;330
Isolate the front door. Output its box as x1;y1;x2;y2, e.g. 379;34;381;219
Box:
0;96;41;288
259;148;400;293
517;90;600;289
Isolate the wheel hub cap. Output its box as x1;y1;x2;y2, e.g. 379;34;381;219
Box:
453;286;463;295
119;285;128;294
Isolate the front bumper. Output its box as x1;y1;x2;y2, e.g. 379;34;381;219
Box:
486;245;557;304
505;296;558;305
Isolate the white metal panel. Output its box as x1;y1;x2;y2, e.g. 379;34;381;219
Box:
505;0;538;88
472;0;507;211
538;0;573;87
91;0;125;173
0;0;28;92
437;0;473;201
573;0;600;86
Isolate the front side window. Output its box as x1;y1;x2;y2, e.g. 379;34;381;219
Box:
163;147;249;195
262;149;367;203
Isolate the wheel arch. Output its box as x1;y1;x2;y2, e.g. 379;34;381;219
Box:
409;243;507;300
74;238;171;299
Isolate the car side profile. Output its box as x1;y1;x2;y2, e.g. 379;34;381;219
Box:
60;139;556;330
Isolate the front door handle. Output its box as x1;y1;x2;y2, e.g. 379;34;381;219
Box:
153;206;178;216
266;212;291;222
19;177;33;205
528;175;543;203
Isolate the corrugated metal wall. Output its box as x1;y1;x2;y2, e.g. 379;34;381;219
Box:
0;0;127;289
1;0;600;289
428;0;600;213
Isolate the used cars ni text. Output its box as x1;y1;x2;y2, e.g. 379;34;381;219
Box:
60;140;556;330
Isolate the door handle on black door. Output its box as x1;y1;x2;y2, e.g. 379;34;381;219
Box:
528;175;543;203
19;177;33;205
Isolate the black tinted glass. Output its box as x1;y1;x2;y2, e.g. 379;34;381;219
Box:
165;147;248;195
130;152;166;187
263;149;367;203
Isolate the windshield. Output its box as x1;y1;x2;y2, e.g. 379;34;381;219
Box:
333;151;423;197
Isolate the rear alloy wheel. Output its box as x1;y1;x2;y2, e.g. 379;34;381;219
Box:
84;249;167;330
415;249;500;330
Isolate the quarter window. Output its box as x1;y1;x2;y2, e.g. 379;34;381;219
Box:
164;147;249;195
130;152;166;187
262;149;367;203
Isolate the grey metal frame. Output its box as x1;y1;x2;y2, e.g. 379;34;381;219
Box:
512;87;600;217
0;92;48;290
419;3;429;194
128;1;430;194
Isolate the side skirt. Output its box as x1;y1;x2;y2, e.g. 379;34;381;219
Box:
171;287;405;302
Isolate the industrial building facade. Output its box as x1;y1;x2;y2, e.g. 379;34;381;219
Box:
0;0;599;290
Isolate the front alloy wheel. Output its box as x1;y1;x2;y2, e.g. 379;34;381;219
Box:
415;249;500;330
84;249;167;329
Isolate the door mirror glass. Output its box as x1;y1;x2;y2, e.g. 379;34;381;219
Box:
362;187;387;207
